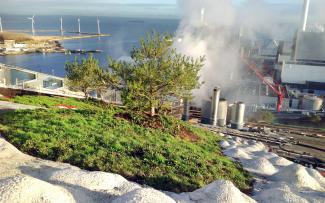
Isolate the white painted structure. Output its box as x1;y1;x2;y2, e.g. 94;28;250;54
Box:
301;0;310;31
97;17;101;35
281;63;325;84
28;15;35;36
200;8;205;23
60;17;64;35
0;17;3;32
77;18;81;33
217;99;228;126
210;87;221;126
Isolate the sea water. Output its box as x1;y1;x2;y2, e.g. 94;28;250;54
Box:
0;15;179;77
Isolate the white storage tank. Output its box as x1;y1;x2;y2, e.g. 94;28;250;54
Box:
301;95;323;111
227;104;234;124
231;102;245;130
217;99;228;127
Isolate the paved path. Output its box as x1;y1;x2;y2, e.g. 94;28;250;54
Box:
0;101;40;112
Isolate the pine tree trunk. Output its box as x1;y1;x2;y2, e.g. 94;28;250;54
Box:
150;106;155;117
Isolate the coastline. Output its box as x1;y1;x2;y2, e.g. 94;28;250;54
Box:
0;33;111;56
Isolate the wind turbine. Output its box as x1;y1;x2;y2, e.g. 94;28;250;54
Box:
0;17;3;32
60;17;64;35
97;16;101;35
28;15;35;35
77;17;81;34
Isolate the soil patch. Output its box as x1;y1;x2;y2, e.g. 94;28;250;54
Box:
178;126;200;142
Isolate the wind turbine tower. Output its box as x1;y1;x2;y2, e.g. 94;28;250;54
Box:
0;17;3;33
28;15;35;35
97;16;101;35
60;17;64;35
77;17;81;34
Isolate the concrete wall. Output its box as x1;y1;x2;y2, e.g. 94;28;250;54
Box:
295;32;325;61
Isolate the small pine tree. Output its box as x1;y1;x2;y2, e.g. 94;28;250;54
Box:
65;55;103;99
109;31;204;116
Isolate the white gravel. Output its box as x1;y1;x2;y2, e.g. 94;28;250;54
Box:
0;136;256;203
112;188;176;203
222;134;325;203
219;140;230;148
268;156;293;167
243;157;278;176
187;180;256;203
224;148;252;160
0;175;75;203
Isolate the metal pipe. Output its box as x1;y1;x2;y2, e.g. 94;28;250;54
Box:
182;98;190;121
301;0;310;31
210;87;221;126
217;99;228;127
201;100;211;124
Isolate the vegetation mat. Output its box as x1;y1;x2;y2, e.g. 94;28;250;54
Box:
0;96;251;193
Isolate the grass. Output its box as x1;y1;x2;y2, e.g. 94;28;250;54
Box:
0;95;251;193
248;111;275;123
0;32;33;43
10;95;105;110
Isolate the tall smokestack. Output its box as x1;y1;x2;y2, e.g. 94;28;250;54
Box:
200;7;205;23
301;0;310;31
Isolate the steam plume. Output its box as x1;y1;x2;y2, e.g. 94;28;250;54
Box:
174;0;325;105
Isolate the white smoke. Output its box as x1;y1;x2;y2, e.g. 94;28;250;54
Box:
174;0;242;105
174;0;323;106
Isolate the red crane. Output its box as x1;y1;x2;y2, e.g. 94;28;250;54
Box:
241;57;286;112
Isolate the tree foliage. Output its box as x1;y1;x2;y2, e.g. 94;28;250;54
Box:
65;55;103;98
109;31;204;116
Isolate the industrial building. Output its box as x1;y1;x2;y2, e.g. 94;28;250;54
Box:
183;0;324;129
240;0;324;112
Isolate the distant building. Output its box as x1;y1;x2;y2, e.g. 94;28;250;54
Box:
3;40;15;49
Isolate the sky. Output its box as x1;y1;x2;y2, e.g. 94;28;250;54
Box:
0;0;319;19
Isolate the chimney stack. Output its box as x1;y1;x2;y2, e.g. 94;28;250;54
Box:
301;0;310;32
210;87;221;126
